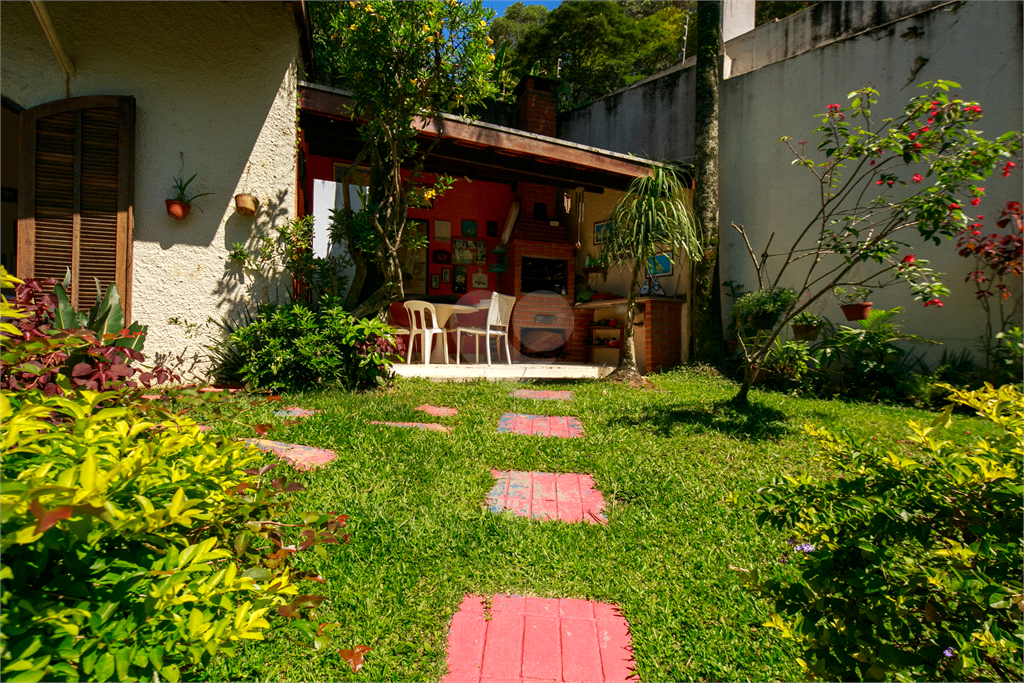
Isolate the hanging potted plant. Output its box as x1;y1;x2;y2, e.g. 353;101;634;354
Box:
234;193;260;217
790;311;825;341
732;287;799;331
166;170;214;219
834;286;874;321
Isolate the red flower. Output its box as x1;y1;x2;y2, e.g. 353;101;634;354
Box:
949;203;961;211
1008;162;1017;168
912;174;923;183
876;180;884;185
902;254;916;263
888;180;895;186
870;160;876;165
971;197;981;206
927;117;934;124
909;132;918;140
1008;201;1022;212
913;143;922;149
921;126;930;132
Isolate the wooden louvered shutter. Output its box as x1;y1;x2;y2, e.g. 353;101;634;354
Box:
17;96;135;319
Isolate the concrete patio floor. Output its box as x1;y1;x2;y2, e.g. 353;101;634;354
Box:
392;361;614;382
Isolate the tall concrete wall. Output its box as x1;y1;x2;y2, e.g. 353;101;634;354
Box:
1;2;300;377
560;0;1024;362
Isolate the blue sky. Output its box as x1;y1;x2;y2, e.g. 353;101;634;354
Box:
481;0;563;18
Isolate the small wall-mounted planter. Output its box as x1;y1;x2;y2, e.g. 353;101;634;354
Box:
234;193;260;217
166;199;191;219
841;303;873;321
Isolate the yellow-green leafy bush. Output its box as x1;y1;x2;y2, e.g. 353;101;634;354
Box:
0;388;350;682
751;384;1023;681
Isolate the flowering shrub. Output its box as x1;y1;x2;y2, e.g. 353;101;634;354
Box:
728;80;1022;402
956;200;1023;379
747;384;1023;681
230;299;403;391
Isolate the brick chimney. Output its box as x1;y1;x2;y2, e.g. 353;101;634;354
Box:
514;76;558;138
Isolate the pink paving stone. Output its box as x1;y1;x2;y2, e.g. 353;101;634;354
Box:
496;413;584;438
370;420;452;434
443;595;637;683
242;438;336;471
416;404;460;417
274;406;320;418
487;470;608;524
511;389;574;401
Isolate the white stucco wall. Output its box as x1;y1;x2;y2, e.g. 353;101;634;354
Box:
559;1;1024;363
1;1;300;377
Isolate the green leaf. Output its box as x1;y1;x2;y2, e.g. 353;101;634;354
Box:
162;664;181;683
52;285;78;330
94;653;115;682
241;567;272;581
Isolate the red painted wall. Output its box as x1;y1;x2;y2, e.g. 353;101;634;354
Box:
305;153;515;296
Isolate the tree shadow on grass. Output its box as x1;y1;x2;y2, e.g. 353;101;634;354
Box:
609;398;792;442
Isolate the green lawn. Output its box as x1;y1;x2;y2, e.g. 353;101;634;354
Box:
205;367;996;682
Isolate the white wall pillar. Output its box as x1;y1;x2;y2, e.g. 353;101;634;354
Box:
721;0;755;42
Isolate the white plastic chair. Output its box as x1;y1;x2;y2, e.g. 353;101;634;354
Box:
456;293;515;365
403;301;448;365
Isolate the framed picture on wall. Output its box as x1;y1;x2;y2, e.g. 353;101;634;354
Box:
431;274;441;290
594;221;613;245
442;268;451;283
432;250;451;264
646;251;673;277
453;265;467;294
461;219;477;237
471;270;488;289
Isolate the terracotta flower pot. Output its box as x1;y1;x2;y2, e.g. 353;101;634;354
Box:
791;324;821;342
234;193;260;217
166;199;191;219
841;302;873;321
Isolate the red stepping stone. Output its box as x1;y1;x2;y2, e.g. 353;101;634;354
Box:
416;404;459;417
496;413;583;438
443;594;637;683
511;389;574;401
274;407;320;418
370;420;452;434
487;470;607;524
242;438;336;471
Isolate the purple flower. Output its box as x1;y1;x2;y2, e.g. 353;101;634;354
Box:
943;647;956;658
778;555;789;564
797;543;816;553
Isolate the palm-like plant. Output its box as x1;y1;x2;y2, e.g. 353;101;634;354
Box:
599;166;703;384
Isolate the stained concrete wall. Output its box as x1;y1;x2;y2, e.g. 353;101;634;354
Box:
560;1;1024;362
1;2;300;377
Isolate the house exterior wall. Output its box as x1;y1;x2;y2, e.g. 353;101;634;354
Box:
0;1;301;377
559;1;1024;362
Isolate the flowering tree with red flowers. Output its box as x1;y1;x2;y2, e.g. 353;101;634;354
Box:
956;200;1023;376
729;80;1022;403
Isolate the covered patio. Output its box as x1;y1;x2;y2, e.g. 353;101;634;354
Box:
298;78;683;379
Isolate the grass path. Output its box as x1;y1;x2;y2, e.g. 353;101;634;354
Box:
207;368;995;682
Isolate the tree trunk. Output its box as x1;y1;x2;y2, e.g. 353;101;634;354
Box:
351;249;404;320
604;263;647;387
689;0;725;364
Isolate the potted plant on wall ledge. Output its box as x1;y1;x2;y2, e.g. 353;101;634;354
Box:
732;286;799;331
166;171;214;220
834;286;874;321
791;311;826;341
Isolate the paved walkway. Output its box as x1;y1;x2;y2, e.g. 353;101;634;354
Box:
242;439;336;471
370;420;452;434
443;594;637;683
497;413;584;438
417;405;460;417
487;470;607;524
511;389;574;401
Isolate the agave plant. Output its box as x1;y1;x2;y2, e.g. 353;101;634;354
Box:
52;269;147;351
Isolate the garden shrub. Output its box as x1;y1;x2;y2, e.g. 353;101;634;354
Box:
748;383;1023;681
1;268;174;395
230;299;403;391
0;389;352;682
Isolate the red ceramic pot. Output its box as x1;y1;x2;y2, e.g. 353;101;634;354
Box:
166;199;191;219
791;324;821;341
841;303;873;321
